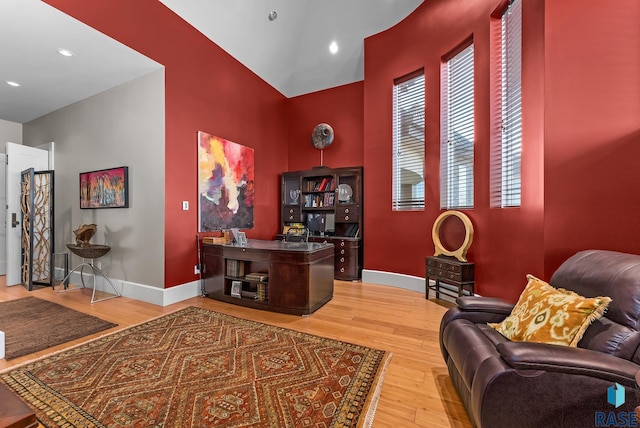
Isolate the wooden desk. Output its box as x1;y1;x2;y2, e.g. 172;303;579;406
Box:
202;239;334;316
0;383;37;428
276;234;362;280
426;256;475;300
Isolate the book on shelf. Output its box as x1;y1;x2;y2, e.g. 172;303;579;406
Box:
245;272;268;282
345;224;359;237
305;177;335;192
226;259;245;277
304;193;334;208
257;282;269;302
240;290;259;300
323;192;334;207
325;178;335;191
318;178;328;191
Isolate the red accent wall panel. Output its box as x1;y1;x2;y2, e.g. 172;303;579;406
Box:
45;0;288;288
285;82;365;171
43;0;640;303
542;0;640;277
363;0;547;302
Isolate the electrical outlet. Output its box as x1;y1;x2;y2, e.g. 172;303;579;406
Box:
194;264;200;275
182;201;189;210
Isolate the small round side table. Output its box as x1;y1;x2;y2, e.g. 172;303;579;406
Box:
57;244;121;303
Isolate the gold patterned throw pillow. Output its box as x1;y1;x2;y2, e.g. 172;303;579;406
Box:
488;274;611;347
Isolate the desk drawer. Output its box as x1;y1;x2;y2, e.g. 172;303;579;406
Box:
426;256;474;282
336;206;360;223
282;206;302;222
436;260;462;273
437;269;462;283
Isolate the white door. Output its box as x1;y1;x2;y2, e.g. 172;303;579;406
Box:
5;142;49;286
0;154;5;275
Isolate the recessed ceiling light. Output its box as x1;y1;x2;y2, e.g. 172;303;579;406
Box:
57;48;74;57
6;81;20;87
329;41;339;54
268;11;277;21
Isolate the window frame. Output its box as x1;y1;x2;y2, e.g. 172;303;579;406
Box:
491;0;523;208
440;41;475;210
392;69;425;211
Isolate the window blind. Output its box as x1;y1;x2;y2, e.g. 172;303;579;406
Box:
441;44;474;209
392;72;425;211
499;0;523;207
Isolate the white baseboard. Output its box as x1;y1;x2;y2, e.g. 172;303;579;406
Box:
55;268;474;308
120;279;202;306
362;269;426;293
361;269;472;304
0;330;4;359
59;268;202;307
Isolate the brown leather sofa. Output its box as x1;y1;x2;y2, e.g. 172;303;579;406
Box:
440;250;640;427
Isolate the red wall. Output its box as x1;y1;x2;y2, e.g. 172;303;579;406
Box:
45;0;288;288
285;82;365;172
542;0;640;277
360;0;547;302
45;0;640;301
287;0;640;303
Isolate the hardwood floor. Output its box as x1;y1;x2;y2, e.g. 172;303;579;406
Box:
0;277;472;427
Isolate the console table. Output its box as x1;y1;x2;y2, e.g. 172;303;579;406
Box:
202;239;334;315
426;256;475;300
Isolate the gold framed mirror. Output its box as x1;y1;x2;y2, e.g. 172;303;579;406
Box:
432;210;474;262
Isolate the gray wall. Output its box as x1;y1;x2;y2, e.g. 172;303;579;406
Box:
23;70;165;288
0;119;23;149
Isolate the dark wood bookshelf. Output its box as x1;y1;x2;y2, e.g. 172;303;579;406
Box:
281;166;363;280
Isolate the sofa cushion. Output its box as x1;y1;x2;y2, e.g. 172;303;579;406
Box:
489;275;611;346
550;249;640;331
579;316;640;361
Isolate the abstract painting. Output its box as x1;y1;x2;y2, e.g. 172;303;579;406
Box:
79;166;128;209
198;131;254;231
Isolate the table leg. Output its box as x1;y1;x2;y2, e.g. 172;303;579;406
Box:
56;260;121;303
425;276;429;299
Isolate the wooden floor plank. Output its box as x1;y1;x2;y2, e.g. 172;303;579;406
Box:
0;278;471;427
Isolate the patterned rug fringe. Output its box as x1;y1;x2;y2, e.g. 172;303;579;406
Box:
361;351;393;428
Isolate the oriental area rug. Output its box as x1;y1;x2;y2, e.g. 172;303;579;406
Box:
0;296;117;360
0;306;391;427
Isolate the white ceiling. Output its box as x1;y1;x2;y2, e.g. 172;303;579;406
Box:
0;0;423;124
0;0;163;124
158;0;424;97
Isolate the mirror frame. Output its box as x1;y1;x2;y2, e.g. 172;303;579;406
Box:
432;210;474;262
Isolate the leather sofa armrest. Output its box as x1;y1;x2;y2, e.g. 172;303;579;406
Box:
497;341;638;385
456;296;514;315
440;298;513;360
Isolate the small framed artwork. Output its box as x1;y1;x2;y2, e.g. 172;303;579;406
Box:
230;280;242;298
237;232;247;247
80;166;129;209
231;228;248;246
